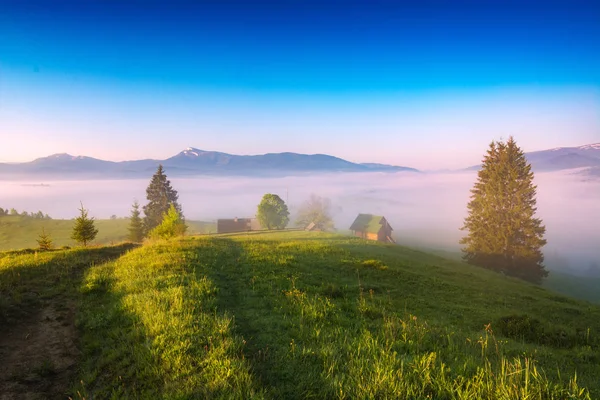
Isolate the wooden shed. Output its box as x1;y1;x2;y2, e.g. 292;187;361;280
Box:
304;221;320;231
349;214;395;243
217;217;261;234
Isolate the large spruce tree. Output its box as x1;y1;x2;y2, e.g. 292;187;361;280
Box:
143;165;182;233
460;137;548;284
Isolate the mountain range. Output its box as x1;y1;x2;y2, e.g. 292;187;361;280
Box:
466;143;600;177
0;148;418;180
0;143;598;180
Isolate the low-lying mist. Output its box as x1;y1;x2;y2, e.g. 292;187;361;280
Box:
1;169;598;275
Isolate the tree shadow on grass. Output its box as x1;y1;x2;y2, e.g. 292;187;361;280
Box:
0;243;140;399
72;258;165;399
0;243;139;329
196;238;344;399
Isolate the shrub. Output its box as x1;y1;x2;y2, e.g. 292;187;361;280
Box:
148;204;187;240
361;259;388;270
36;227;53;251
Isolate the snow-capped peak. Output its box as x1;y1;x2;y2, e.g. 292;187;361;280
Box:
578;143;600;150
48;153;81;160
182;147;200;157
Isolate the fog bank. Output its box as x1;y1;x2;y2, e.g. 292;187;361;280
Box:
1;169;598;273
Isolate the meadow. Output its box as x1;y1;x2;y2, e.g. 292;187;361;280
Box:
543;271;600;305
1;231;599;399
0;215;215;250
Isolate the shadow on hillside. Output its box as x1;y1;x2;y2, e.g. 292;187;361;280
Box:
195;237;334;399
0;243;140;400
72;257;165;399
0;243;139;328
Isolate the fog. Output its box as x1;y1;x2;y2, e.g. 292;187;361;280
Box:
1;170;599;274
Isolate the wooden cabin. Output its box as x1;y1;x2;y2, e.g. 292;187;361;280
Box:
304;222;320;231
217;217;261;234
349;214;395;243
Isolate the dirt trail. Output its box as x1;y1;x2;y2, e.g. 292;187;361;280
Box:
0;302;79;400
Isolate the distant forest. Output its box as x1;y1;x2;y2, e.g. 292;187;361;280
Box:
0;208;52;219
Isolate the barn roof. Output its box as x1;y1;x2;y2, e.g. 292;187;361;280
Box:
349;213;392;233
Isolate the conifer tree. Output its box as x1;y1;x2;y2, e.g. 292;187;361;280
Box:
36;227;53;250
460;137;548;284
143;164;182;233
71;202;99;247
257;193;290;230
128;200;144;242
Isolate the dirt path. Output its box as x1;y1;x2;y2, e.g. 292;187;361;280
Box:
0;301;79;400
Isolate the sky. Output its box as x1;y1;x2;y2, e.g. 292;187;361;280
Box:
1;0;599;170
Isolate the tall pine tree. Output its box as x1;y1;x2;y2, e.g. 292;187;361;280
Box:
460;137;548;284
128;200;144;242
143;165;182;233
71;202;99;247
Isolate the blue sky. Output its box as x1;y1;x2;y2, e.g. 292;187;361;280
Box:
1;0;599;169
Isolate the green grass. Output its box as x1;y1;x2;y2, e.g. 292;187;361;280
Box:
543;271;600;305
72;231;599;399
0;216;215;250
0;243;138;329
2;231;599;399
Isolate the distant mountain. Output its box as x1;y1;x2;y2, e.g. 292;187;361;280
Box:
0;148;418;180
360;163;418;172
162;148;419;174
466;143;600;175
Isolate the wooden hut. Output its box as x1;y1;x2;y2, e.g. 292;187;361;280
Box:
304;221;319;231
217;217;261;234
349;214;395;243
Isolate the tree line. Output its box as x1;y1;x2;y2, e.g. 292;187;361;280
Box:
40;163;335;248
35;164;188;249
0;208;52;219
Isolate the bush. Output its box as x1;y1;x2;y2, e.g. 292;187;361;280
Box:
148;204;187;240
496;314;589;349
361;259;388;270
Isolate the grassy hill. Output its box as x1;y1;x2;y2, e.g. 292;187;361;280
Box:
1;231;599;399
0;215;215;250
543;271;600;305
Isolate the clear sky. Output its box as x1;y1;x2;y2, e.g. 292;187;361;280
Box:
1;0;599;170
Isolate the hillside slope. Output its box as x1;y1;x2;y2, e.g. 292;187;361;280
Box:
1;232;598;399
77;232;599;398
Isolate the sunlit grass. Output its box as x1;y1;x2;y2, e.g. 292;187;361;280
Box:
2;231;598;398
73;232;598;398
74;240;265;399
